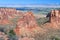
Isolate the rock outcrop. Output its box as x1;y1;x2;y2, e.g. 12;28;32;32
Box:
0;8;23;25
14;12;45;39
50;10;59;23
50;10;60;27
46;9;60;29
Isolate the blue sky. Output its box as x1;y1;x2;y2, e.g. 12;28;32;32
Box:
0;0;60;7
0;0;60;5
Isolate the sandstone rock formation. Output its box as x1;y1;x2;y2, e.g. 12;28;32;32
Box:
14;11;45;39
0;8;23;25
50;10;59;23
46;9;60;29
50;10;60;27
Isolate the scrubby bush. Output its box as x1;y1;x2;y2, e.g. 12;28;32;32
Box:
8;29;18;40
51;37;60;40
36;17;49;25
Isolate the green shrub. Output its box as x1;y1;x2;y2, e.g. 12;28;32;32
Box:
9;30;15;36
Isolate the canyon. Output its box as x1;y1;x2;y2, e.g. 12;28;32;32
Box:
0;8;60;40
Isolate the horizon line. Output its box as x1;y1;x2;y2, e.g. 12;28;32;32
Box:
0;4;60;8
